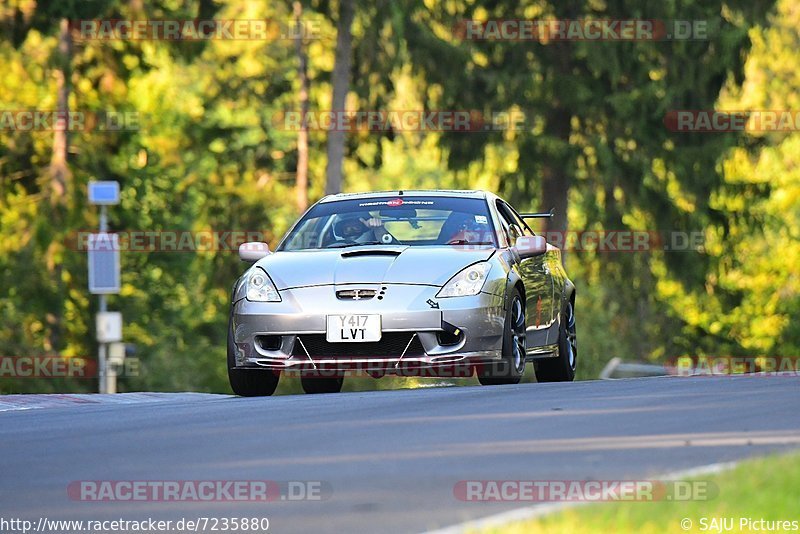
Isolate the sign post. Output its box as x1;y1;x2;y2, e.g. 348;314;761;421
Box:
87;181;121;393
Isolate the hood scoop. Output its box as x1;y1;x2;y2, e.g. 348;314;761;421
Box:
340;248;403;258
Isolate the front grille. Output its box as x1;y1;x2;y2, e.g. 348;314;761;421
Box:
336;289;376;300
293;333;425;359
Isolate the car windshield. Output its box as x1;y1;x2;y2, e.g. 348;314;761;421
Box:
278;196;498;251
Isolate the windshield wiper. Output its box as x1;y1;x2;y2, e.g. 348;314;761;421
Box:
328;241;384;249
446;240;494;246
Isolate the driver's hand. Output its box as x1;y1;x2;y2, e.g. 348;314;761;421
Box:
359;217;383;228
361;217;390;240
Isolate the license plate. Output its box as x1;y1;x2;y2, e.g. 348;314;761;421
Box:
326;314;381;342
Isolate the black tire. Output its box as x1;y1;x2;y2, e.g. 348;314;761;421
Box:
534;299;577;382
300;374;344;394
478;287;526;386
227;317;280;396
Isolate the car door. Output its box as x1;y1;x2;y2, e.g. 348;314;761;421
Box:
495;200;556;349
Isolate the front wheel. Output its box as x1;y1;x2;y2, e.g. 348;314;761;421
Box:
227;317;280;396
534;299;577;382
478;288;526;386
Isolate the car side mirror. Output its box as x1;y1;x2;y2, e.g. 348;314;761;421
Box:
239;242;271;262
513;235;547;258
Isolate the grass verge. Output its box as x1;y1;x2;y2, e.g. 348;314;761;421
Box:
478;451;800;534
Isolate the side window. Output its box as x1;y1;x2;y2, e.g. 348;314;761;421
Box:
496;215;512;245
507;205;535;236
507;221;523;244
495;201;523;246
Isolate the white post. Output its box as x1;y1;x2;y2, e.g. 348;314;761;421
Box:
88;182;121;394
97;205;114;393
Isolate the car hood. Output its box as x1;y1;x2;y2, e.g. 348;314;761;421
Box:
255;246;495;289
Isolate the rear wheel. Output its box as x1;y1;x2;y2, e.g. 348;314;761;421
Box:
300;374;344;394
534;299;577;382
227;317;280;396
478;288;526;386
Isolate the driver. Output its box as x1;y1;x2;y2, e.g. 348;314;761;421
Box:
441;212;489;244
334;213;393;244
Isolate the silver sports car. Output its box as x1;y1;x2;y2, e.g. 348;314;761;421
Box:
228;190;576;396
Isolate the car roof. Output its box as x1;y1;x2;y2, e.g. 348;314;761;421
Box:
318;190;489;203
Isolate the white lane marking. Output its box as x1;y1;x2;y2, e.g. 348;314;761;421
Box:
0;404;37;413
423;461;741;534
0;393;231;412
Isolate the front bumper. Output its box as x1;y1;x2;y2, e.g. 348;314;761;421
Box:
231;284;505;372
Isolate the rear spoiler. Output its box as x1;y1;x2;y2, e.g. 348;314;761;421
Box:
519;208;554;220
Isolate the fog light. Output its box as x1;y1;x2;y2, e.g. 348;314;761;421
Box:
255;335;282;351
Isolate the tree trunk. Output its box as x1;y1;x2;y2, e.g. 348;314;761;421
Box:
540;106;571;236
294;1;310;211
49;17;72;204
324;0;354;195
46;18;73;354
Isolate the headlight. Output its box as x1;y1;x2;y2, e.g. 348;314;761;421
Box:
246;267;281;302
437;262;491;298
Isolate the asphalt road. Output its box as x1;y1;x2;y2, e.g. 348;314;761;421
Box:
1;376;799;533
